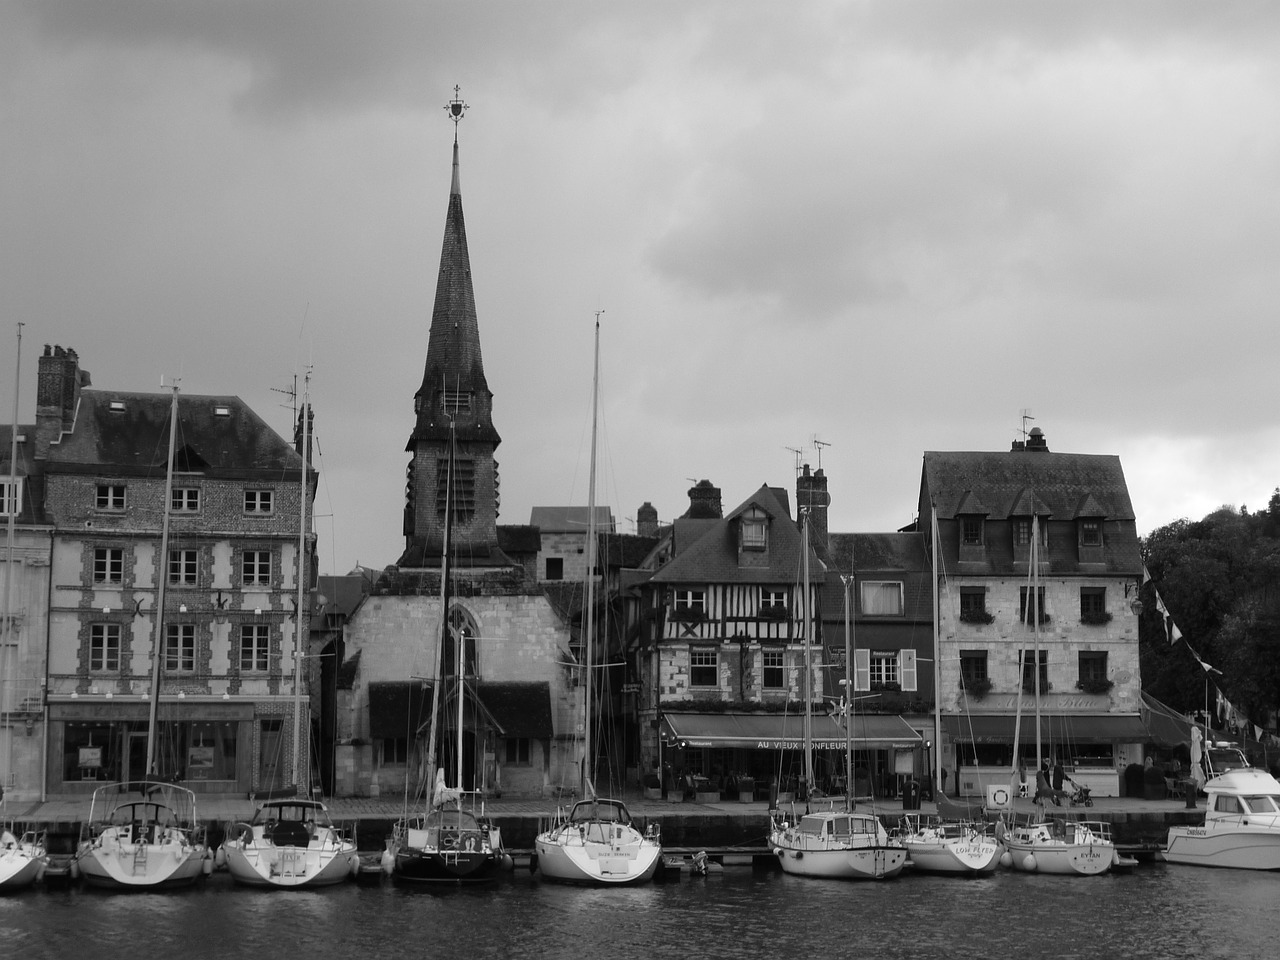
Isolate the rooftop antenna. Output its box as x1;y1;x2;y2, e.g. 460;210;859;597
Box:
445;84;468;145
785;446;803;476
271;375;299;425
812;436;831;470
1019;409;1036;442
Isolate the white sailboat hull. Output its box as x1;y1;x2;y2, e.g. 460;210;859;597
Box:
1006;821;1114;876
899;822;1004;875
223;831;356;887
0;831;47;891
74;829;209;889
535;824;661;885
770;811;906;880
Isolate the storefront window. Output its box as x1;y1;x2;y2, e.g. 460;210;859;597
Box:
61;719;237;785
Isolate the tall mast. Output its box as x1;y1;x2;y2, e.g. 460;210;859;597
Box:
146;382;179;779
582;313;601;799
2;323;23;805
1032;513;1043;773
291;370;310;794
801;514;813;798
840;573;854;812
931;505;942;797
424;420;453;801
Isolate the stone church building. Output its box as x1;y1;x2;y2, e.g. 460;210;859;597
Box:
332;123;584;801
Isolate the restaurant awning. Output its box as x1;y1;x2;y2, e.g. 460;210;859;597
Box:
368;679;525;740
663;712;924;750
940;713;1149;745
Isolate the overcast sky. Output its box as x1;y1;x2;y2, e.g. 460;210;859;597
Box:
5;1;1280;575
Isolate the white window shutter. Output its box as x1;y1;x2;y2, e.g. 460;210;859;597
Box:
900;649;917;692
853;648;871;692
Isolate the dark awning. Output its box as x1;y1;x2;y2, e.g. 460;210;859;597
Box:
663;712;923;750
1140;691;1194;748
368;681;431;740
941;713;1149;745
476;681;553;739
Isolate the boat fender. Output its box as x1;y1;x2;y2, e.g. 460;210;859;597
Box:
999;851;1012;869
69;859;80;881
380;849;395;876
203;854;213;876
350;855;360;878
1022;854;1036;872
529;853;539;874
215;846;227;869
500;853;514;871
36;861;47;883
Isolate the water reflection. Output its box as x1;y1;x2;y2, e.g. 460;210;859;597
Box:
2;864;1277;960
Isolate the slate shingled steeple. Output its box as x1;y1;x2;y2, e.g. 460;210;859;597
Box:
401;93;506;567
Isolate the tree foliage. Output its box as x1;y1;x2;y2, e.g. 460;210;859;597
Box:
1141;492;1280;731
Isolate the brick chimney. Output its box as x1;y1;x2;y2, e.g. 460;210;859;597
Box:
636;501;659;538
685;480;722;519
796;463;830;551
35;345;89;459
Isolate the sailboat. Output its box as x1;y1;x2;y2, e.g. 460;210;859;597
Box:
219;376;358;887
1003;514;1115;876
1;325;48;893
533;316;663;885
898;507;1004;875
768;515;907;881
387;420;505;885
72;383;211;889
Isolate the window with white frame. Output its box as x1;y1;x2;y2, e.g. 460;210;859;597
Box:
96;484;126;511
760;588;787;613
0;478;21;516
90;624;121;671
853;648;917;691
240;624;270;672
169;549;198;586
762;650;785;689
93;547;124;584
171;487;201;512
165;623;195;673
244;489;274;514
242;550;272;586
690;649;718;687
860;581;904;616
672;589;706;616
741;512;767;551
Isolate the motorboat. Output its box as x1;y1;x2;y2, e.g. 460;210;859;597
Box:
72;781;210;889
0;825;47;891
770;807;907;880
898;815;1004;875
1005;817;1114;875
1162;766;1280;870
220;798;358;887
534;798;663;885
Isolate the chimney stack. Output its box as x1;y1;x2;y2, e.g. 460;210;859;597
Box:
796;463;830;550
685;480;722;519
35;344;89;459
636;501;659;538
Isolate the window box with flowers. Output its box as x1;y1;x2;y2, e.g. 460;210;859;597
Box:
959;609;995;625
870;681;901;693
1076;677;1114;695
960;677;993;700
1079;610;1113;626
668;608;707;624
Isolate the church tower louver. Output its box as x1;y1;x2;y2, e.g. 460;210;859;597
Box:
400;90;507;568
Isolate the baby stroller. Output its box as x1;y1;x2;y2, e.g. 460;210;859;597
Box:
1069;782;1093;807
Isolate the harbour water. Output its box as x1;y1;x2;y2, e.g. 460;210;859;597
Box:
2;862;1276;960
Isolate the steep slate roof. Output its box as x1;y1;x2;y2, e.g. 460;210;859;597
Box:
650;484;822;586
409;141;500;447
922;450;1136;521
46;390;305;480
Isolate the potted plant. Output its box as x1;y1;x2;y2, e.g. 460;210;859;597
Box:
961;676;993;700
1076;677;1114;695
1079;610;1113;626
959;608;995;625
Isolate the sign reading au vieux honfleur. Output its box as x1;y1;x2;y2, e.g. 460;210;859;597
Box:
755;739;917;750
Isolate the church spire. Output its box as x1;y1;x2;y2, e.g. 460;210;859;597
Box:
401;88;504;567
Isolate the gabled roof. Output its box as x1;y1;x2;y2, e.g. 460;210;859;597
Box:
650;484;822;586
45;390;305;480
923;450;1135;522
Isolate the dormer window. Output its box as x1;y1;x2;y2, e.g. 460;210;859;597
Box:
1079;519;1102;546
742;518;766;551
961;517;983;545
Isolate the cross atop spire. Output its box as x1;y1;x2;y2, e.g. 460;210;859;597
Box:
445;85;468;145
